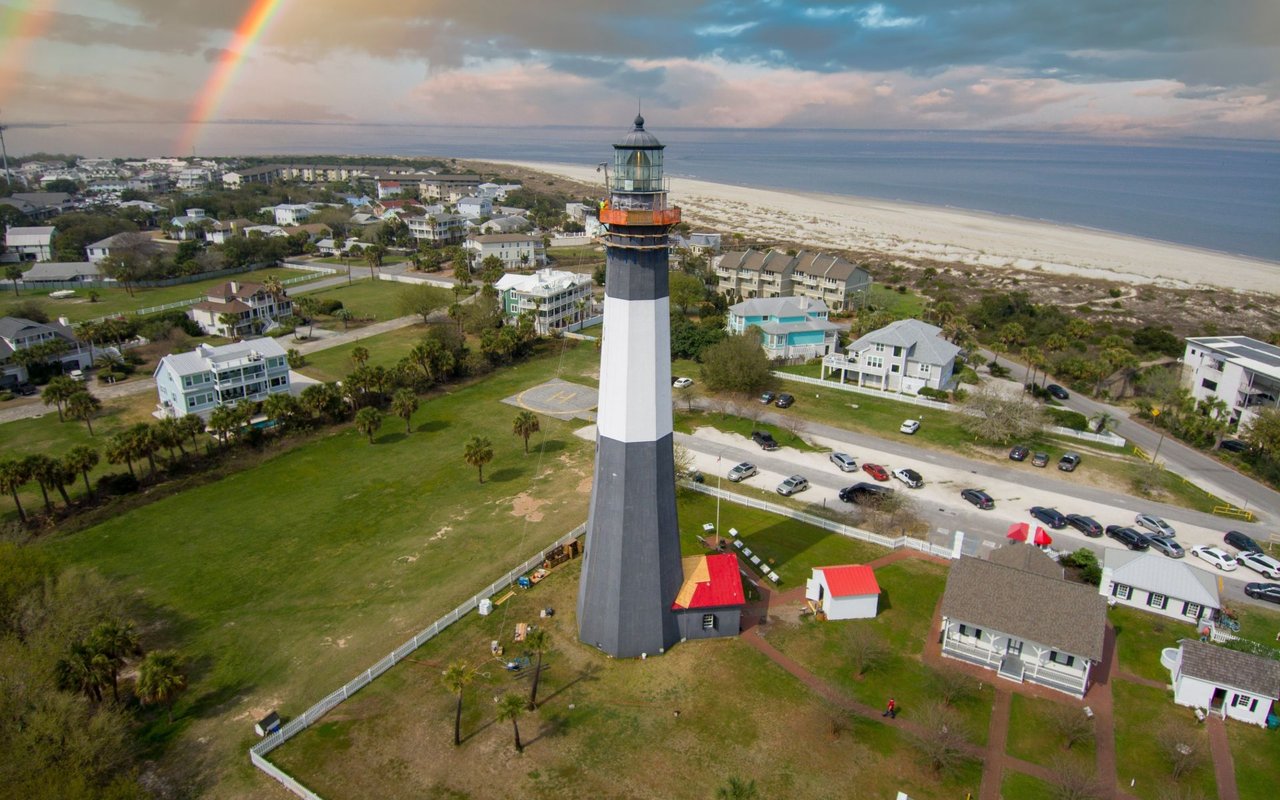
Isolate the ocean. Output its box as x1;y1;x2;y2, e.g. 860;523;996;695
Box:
18;122;1280;262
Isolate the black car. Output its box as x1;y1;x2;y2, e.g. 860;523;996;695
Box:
1029;506;1068;529
1047;384;1070;400
1244;582;1280;604
1218;439;1249;454
1106;525;1150;551
751;430;778;451
775;393;795;409
1224;530;1264;554
13;383;37;396
759;392;776;405
838;482;895;505
960;489;994;509
1009;445;1030;462
1065;514;1104;538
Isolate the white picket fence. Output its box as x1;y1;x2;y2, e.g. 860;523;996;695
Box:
773;371;1126;447
248;525;585;798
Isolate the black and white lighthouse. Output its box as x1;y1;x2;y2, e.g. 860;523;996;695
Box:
576;116;685;658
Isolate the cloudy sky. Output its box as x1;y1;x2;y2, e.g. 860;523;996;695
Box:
2;0;1278;153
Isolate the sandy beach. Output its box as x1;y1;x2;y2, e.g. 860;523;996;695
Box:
494;160;1280;295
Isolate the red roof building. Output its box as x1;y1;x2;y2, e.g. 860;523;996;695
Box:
671;553;745;642
806;564;880;620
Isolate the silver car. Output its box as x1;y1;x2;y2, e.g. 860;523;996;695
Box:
727;462;757;482
829;452;857;472
1135;514;1176;538
776;475;809;496
1145;535;1185;559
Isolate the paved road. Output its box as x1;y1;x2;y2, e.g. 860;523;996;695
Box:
983;349;1280;526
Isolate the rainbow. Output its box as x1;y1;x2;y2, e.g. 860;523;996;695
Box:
0;0;55;107
176;0;286;155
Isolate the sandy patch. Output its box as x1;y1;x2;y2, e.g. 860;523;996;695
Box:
396;554;419;563
576;476;593;494
233;696;283;723
429;526;451;541
320;636;349;649
509;492;549;521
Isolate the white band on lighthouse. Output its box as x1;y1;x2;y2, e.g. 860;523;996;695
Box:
595;295;673;444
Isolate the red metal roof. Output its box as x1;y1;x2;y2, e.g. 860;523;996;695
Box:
672;554;745;610
818;564;880;597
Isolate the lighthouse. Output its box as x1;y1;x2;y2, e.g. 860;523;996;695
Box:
576;116;686;658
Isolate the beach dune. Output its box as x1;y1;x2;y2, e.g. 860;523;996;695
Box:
495;160;1279;295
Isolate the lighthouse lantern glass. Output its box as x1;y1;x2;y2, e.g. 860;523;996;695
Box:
612;146;663;193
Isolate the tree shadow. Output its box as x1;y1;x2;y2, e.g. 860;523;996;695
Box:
524;709;572;747
377;432;407;445
417;420;450;433
534;439;565;454
533;662;599;708
487;468;522;483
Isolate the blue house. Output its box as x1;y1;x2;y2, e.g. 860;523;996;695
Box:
727;296;838;361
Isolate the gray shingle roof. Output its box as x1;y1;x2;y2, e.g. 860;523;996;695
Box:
730;295;829;318
848;318;960;367
941;556;1107;661
988;543;1065;580
21;262;101;281
1103;550;1219;609
1178;639;1280;698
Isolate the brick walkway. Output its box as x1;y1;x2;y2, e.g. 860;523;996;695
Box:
1205;716;1240;800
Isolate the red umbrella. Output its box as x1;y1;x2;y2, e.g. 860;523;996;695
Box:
1006;522;1029;542
1033;527;1053;547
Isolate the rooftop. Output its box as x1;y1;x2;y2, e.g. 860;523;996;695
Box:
1178;638;1280;698
847;318;961;367
1102;550;1219;608
672;554;744;610
816;564;880;597
1186;335;1280;380
156;337;288;377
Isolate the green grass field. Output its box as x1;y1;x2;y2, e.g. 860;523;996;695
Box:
271;558;983;800
999;771;1057;800
1;267;319;322
1112;681;1219;800
39;338;602;798
1110;606;1185;684
1005;693;1096;770
295;325;431;383
863;284;928;318
298;278;411;323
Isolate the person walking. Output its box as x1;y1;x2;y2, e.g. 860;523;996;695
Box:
882;697;896;719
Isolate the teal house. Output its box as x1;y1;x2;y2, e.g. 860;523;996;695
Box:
728;296;838;361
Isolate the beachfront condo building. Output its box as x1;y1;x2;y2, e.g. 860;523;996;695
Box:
713;248;871;311
1183;335;1280;430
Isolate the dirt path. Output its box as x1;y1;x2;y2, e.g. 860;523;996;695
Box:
1205;716;1240;800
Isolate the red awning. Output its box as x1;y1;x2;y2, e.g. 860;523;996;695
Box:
1006;522;1029;542
1033;527;1053;547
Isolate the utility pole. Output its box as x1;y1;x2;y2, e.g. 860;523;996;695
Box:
0;110;13;190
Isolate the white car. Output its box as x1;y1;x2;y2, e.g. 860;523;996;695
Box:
891;467;923;489
829;452;858;472
1237;551;1280;579
1134;514;1176;538
899;419;920;435
672;377;693;389
1190;545;1238;571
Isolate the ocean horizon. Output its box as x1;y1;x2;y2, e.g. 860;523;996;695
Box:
13;121;1280;264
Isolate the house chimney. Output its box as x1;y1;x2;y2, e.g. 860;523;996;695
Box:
229;281;239;293
58;316;70;327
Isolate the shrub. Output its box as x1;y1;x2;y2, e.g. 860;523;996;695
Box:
1046;407;1090;430
97;371;127;383
0;391;13;402
317;298;345;315
1108;288;1123;298
918;387;950;402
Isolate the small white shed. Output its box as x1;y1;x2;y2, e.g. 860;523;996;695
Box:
1170;639;1280;727
805;564;880;620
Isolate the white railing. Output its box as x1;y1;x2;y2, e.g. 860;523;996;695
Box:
249;525;585;798
773;371;1127;447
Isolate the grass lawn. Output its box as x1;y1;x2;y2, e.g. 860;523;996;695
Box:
1110;606;1184;684
271;560;983;800
862;284;929;318
1227;596;1280;644
1000;771;1057;800
295;325;432;383
39;339;603;798
1005;693;1096;770
1;391;161;517
1227;719;1280;799
0;267;318;323
315;255;409;267
1112;680;1218;800
674;408;822;453
299;278;410;323
765;559;996;746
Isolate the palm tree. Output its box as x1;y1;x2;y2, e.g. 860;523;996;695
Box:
262;392;299;436
0;457;31;523
463;436;494;483
90;620;142;703
24;454;58;514
207;405;240;446
41;375;79;422
1021;345;1044;386
155;416;187;461
5;264;22;296
355;407;383;443
129;423;160;478
66;389;102;435
334;308;353;329
217;312;241;338
512;410;540;454
1089;411;1119;434
63;445;99;500
350;345;370;369
105;432;136;479
179;414;207;451
295;296;319;339
495;693;526;753
55;641;112;703
391;388;419;433
525;628;550;710
441;661;473;747
137;649;188;723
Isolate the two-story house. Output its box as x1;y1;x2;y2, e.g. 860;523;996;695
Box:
1098;550;1219;626
727;296;839;361
456;196;493;220
154;338;291;418
188;281;295;337
940;545;1108;698
464;234;546;270
419;174;481;203
0;316;94;387
822;319;959;394
1183;335;1280;431
2;226;56;262
406;213;467;245
493;269;594;334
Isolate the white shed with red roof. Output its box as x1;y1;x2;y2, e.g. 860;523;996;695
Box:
806;564;880;620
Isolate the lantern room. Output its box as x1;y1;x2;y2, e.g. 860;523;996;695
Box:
611;114;665;194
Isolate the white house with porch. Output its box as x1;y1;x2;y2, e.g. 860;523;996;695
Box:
939;546;1107;698
154;338;290;419
1099;550;1219;627
805;564;879;620
464;233;546;270
822;318;959;395
493;269;593;334
1167;639;1280;727
188;280;294;337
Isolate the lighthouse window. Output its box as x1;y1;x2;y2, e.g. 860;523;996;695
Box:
702;614;716;630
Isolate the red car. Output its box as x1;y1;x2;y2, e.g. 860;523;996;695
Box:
862;463;889;481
